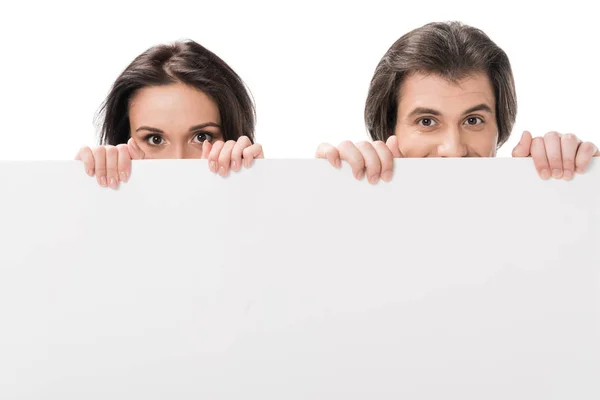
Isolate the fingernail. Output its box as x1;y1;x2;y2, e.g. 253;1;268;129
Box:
540;169;551;180
219;166;226;176
356;170;364;180
552;169;562;178
231;161;237;170
100;176;107;186
563;170;573;180
381;171;393;182
87;169;94;177
109;177;117;189
576;167;584;174
369;174;379;184
120;172;128;182
209;161;216;172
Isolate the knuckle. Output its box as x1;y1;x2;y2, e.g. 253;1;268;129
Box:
106;166;118;176
352;155;366;168
78;146;91;155
105;146;118;156
93;146;106;156
580;142;595;153
325;146;338;156
548;156;562;165
218;150;231;162
563;160;575;169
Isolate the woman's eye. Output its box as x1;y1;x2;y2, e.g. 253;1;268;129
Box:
418;118;437;127
146;135;165;146
193;132;214;143
465;117;483;125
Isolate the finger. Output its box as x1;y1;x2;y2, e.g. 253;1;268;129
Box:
575;142;599;174
530;137;551;180
218;140;236;176
208;141;224;173
338;141;367;180
355;141;383;184
511;131;533;157
117;144;132;183
92;146;108;187
76;146;95;177
242;144;264;168
201;140;212;159
315;143;341;168
385;135;404;158
230;136;252;171
372;141;395;182
105;145;119;189
127;138;146;160
544;131;563;178
559;134;580;180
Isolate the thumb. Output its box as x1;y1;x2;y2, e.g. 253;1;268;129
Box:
511;131;533;157
386;135;404;158
127;138;146;160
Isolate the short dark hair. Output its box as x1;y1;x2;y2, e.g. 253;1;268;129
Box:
96;40;256;145
364;21;517;147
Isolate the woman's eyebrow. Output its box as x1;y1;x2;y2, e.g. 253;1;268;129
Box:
188;122;222;131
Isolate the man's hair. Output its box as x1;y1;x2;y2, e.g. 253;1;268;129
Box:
96;40;256;145
364;21;517;147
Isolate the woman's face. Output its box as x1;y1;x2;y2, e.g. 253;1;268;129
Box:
128;82;223;159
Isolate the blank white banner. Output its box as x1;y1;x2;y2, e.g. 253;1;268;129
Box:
0;159;598;399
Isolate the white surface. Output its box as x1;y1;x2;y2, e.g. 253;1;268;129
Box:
0;159;598;398
0;0;598;160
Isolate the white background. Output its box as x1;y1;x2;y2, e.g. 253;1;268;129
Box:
0;0;598;160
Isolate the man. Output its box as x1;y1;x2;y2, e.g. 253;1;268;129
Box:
316;21;598;183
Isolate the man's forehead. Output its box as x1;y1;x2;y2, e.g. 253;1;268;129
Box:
398;72;495;112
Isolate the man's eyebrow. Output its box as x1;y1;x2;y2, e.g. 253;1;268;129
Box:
188;122;221;131
407;107;442;118
135;126;163;133
462;104;494;115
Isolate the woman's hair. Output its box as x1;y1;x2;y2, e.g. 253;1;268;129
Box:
365;21;517;148
96;40;256;145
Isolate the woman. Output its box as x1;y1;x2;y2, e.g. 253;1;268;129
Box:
77;39;263;189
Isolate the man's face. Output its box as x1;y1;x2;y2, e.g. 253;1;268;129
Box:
393;72;499;157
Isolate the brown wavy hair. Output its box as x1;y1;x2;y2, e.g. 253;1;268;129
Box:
96;40;256;145
365;21;517;148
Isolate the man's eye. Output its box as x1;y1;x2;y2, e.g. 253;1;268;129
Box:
146;135;165;146
418;118;437;127
465;117;483;125
193;132;214;143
